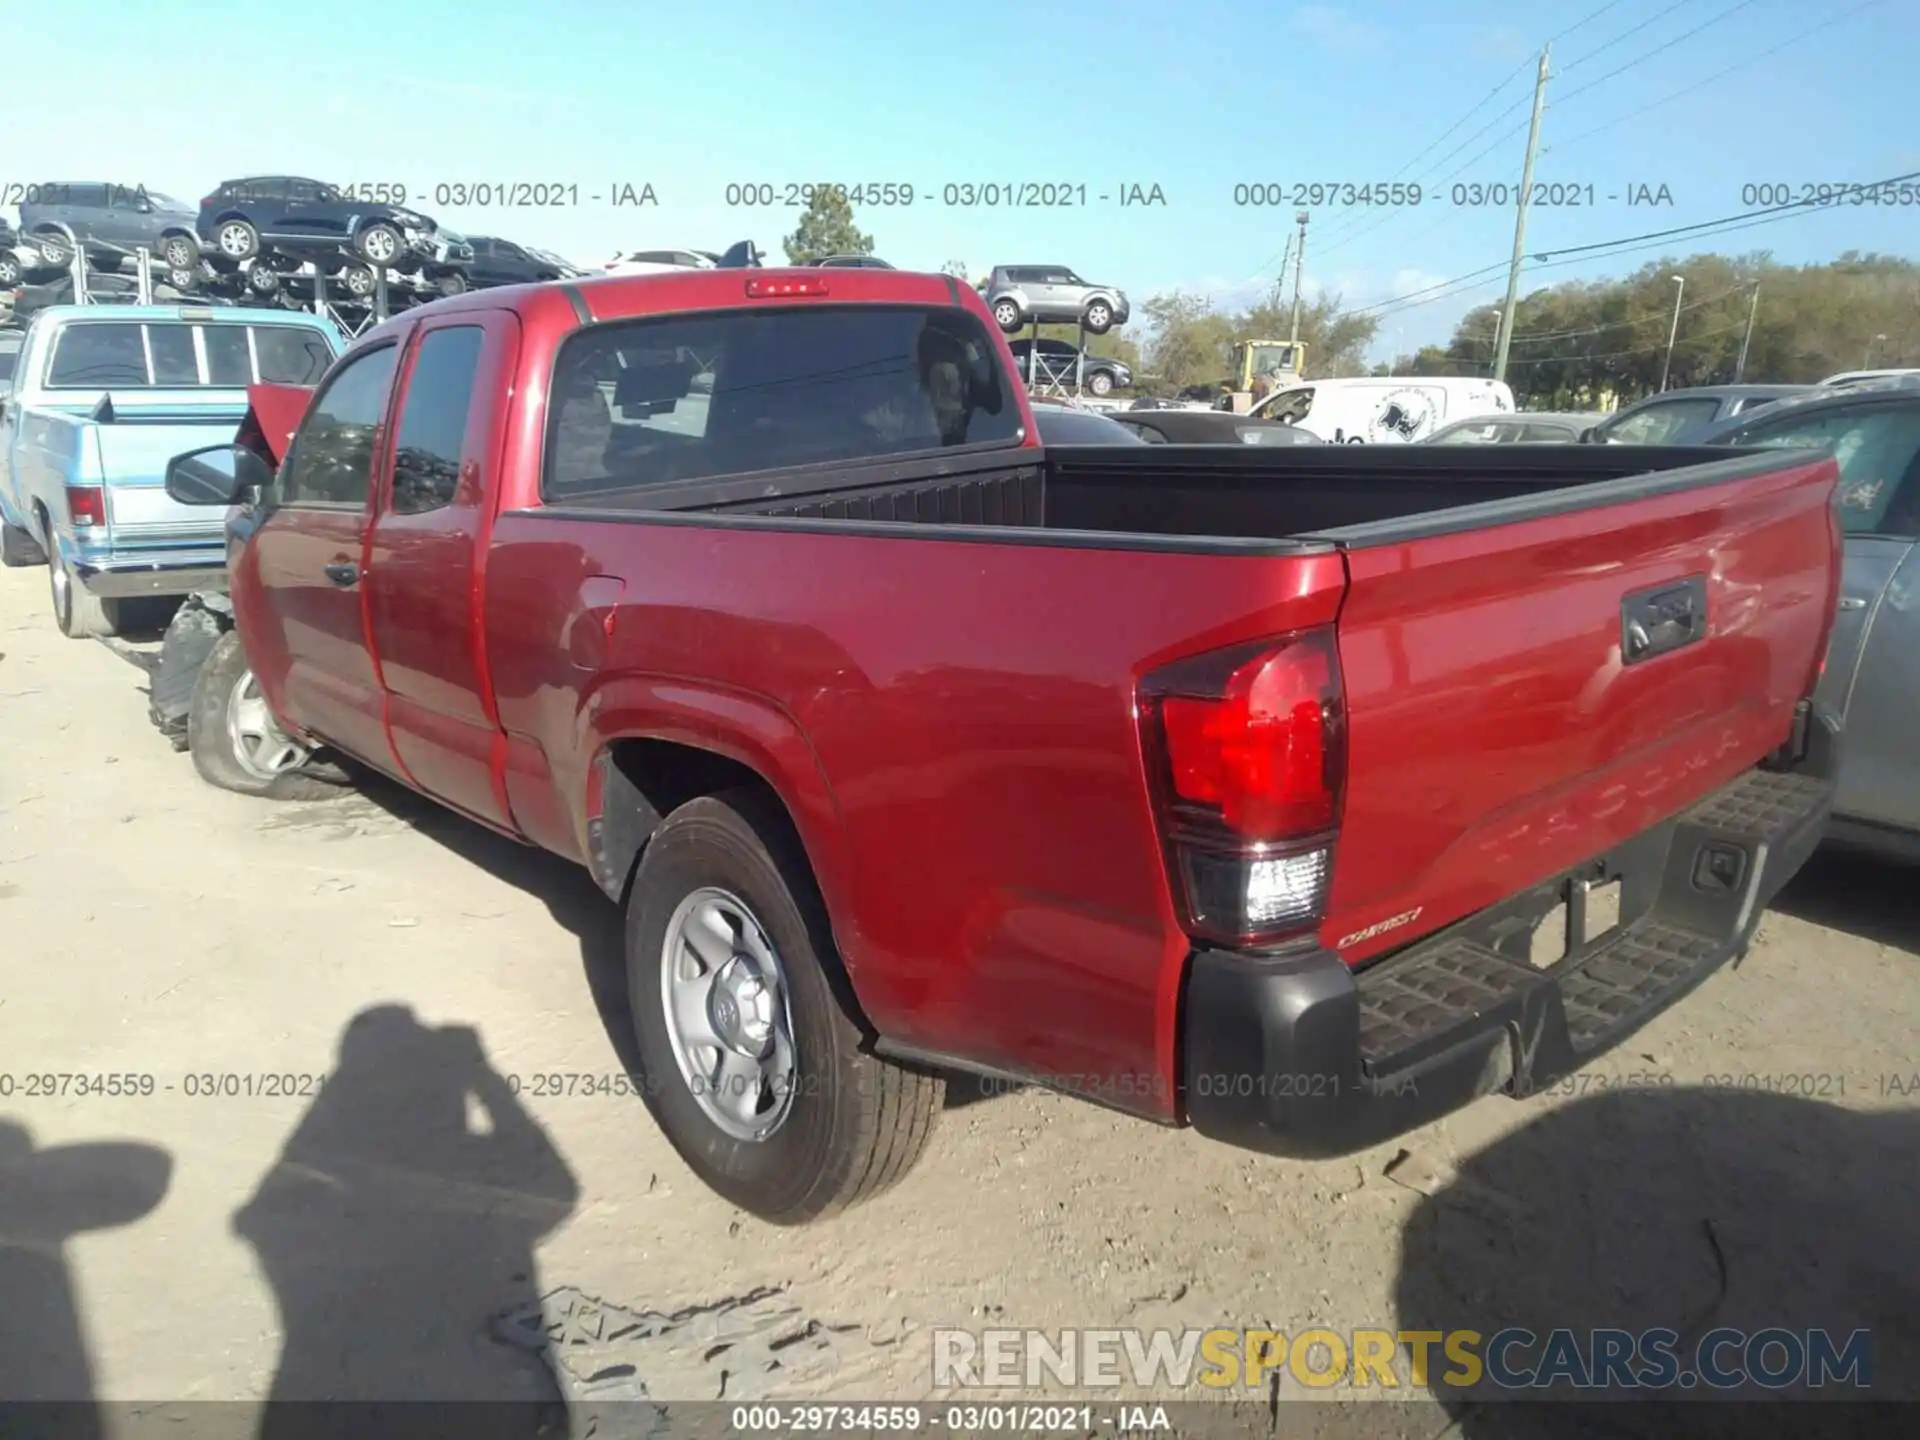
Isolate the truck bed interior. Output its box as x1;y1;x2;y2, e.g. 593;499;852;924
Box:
546;443;1780;550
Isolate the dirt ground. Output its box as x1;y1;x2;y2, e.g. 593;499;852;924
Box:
1;563;1915;1436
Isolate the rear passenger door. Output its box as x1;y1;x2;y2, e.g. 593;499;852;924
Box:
363;311;520;831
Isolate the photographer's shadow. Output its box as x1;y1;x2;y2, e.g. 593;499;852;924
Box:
0;1120;172;1436
1392;1086;1919;1437
235;1005;578;1435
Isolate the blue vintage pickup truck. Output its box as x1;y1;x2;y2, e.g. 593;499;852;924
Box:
0;303;343;636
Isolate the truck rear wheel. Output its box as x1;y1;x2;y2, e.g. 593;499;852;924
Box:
186;630;347;800
48;548;119;638
625;788;942;1224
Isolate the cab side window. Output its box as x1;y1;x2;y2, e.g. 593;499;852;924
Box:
389;327;484;515
275;344;399;509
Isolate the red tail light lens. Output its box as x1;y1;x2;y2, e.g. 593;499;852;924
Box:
65;485;106;528
1160;642;1335;837
1139;629;1345;947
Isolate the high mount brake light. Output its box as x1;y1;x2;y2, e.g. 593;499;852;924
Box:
745;276;828;298
1138;629;1346;948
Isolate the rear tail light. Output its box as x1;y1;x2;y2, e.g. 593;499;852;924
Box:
745;276;828;298
65;485;106;529
1137;629;1346;947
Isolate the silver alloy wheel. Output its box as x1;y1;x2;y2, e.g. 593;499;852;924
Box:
218;222;253;257
1089;371;1113;395
343;265;374;297
994;300;1020;328
361;227;398;263
163;237;194;268
225;669;309;781
48;551;69;624
659;886;797;1142
1086;302;1111;329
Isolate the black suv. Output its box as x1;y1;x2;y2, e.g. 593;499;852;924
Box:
183;177;471;285
466;236;572;289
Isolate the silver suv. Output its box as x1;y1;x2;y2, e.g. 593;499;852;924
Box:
984;264;1129;335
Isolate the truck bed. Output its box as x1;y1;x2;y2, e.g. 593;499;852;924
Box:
492;436;1838;1114
544;441;1783;551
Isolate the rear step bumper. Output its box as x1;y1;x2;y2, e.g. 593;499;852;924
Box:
1182;703;1840;1158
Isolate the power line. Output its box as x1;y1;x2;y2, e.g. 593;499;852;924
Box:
1554;0;1765;106
1504;315;1751;366
1546;0;1889;151
1558;0;1706;71
1510;281;1755;342
1551;0;1641;43
1282;66;1537;265
1347;166;1920;321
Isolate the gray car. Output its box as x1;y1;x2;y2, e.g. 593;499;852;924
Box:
984;264;1129;335
1586;384;1810;445
18;182;199;272
1698;379;1920;861
1425;410;1605;443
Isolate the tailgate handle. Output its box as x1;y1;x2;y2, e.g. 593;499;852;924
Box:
323;561;360;587
1622;575;1707;664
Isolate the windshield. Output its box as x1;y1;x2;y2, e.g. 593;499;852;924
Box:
1249;345;1300;378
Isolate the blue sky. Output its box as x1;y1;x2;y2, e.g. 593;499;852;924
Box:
13;0;1917;363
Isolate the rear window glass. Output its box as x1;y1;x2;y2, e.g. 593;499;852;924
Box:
44;321;334;388
543;304;1022;500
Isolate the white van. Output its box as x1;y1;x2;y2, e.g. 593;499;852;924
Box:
1249;376;1515;443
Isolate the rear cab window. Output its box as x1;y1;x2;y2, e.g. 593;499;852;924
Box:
42;320;335;389
542;304;1022;501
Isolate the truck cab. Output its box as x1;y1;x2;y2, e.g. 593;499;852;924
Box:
0;304;343;636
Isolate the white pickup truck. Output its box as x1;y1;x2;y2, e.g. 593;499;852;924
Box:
0;303;342;636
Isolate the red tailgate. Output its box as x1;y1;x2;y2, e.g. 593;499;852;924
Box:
1322;453;1841;965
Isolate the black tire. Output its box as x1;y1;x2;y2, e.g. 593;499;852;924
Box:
160;232;201;270
340;263;376;299
1081;300;1114;335
0;252;19;287
47;543;119;638
186;630;347;800
2;518;46;567
626;788;942;1224
1087;370;1114;396
991;298;1023;333
355;222;404;267
245;264;281;296
435;270;469;297
213;218;259;262
151;595;228;750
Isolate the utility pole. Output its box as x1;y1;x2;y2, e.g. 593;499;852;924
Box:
1734;283;1759;381
1288;210;1308;345
1659;274;1685;391
1491;45;1550;385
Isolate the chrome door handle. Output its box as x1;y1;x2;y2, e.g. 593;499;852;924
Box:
1837;597;1867;611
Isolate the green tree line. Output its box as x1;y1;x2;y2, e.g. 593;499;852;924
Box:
1389;252;1919;405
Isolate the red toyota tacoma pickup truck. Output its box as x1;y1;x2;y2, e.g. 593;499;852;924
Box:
161;266;1844;1225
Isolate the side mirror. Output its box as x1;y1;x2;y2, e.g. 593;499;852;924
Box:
1576;426;1598;444
165;443;272;506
